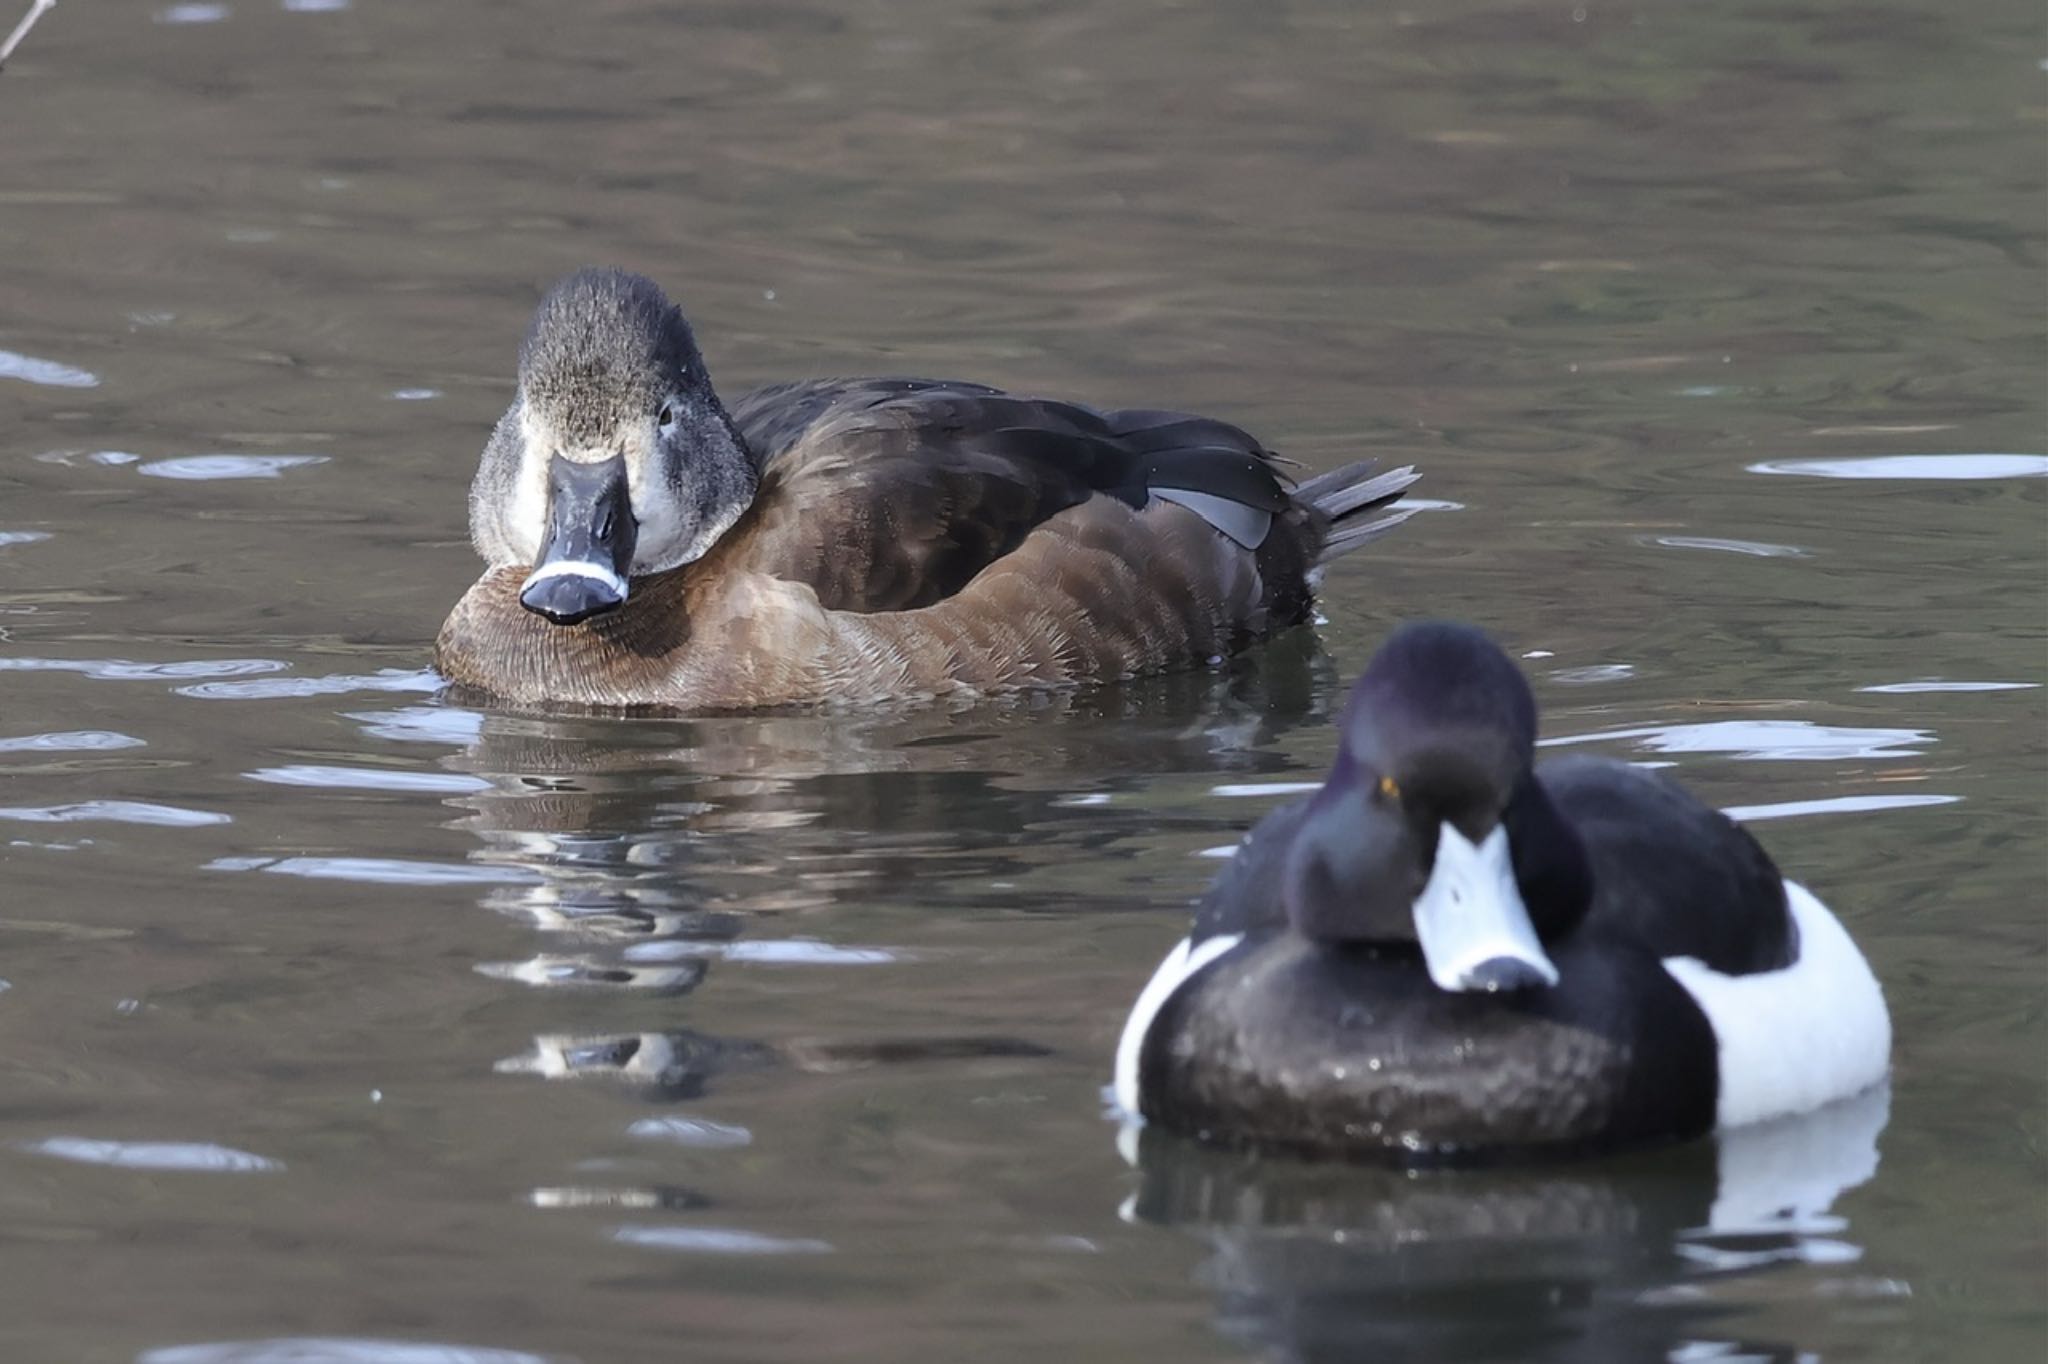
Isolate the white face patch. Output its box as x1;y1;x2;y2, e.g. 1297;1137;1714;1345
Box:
1112;933;1244;1121
1662;880;1891;1130
625;444;683;575
1411;824;1559;992
498;402;555;565
519;559;628;600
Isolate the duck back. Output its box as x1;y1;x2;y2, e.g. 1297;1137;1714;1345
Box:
1538;756;1796;975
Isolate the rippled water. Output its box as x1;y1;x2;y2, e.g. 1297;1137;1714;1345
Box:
1;2;2042;1361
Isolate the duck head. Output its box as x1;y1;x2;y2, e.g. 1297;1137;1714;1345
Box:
467;268;759;625
1283;621;1592;993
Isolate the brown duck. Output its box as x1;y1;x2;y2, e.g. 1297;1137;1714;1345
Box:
435;268;1417;710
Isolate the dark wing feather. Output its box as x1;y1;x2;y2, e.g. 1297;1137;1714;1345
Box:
733;377;1006;464
1190;797;1313;943
1131;447;1292;511
723;378;1300;614
1538;755;1796;976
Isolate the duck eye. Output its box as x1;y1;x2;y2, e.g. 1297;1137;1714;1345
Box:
1377;775;1402;802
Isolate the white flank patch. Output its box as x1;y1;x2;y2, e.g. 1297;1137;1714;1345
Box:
520;559;628;598
1662;881;1890;1130
1112;933;1243;1120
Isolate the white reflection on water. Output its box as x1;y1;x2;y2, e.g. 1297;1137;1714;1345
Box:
140;1341;559;1364
528;1186;697;1211
23;1137;277;1172
207;855;539;886
0;530;52;547
1210;781;1320;797
1748;453;2048;480
344;705;484;746
1549;663;1636;685
1645;535;1809;558
0;800;228;827
137;454;328;480
179;668;441;700
474;955;707;993
1702;1084;1888;1239
611;1225;832;1255
621;938;898;966
627;1116;754;1148
154;3;232;22
1540;719;1931;761
1722;794;1961;823
246;765;490;794
0;730;146;753
0;349;98;388
1858;680;2038;694
34;450;141;467
0;657;286;681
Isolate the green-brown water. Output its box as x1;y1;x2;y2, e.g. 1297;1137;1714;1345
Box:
1;2;2042;1360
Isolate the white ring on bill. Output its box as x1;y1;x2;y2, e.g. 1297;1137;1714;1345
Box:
520;559;629;599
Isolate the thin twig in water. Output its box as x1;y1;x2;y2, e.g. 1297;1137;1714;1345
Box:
0;0;58;74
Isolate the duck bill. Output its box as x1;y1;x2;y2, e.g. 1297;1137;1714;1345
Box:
1412;824;1559;993
519;453;638;625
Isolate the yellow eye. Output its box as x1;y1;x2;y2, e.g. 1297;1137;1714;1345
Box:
1378;775;1401;801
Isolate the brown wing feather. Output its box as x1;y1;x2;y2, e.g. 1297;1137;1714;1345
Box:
827;496;1268;697
721;377;1309;615
726;379;1104;613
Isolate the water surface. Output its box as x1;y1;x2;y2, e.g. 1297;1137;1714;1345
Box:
1;2;2042;1361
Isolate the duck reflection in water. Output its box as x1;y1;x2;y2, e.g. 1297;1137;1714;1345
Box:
408;650;1338;1095
1123;1084;1892;1364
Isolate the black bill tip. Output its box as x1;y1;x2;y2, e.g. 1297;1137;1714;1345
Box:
518;564;627;625
1458;955;1553;994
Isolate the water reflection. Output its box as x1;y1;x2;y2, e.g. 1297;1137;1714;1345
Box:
139;1343;558;1364
22;1137;281;1172
0;349;98;388
611;1225;834;1256
1124;1086;1892;1363
625;1115;753;1148
135;454;329;481
0;799;229;827
493;1028;775;1099
431;653;1331;1001
404;654;1336;1101
491;1024;1047;1097
1747;454;2048;480
1541;719;1932;762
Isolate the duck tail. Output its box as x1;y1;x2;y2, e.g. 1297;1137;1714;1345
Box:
1298;461;1420;565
